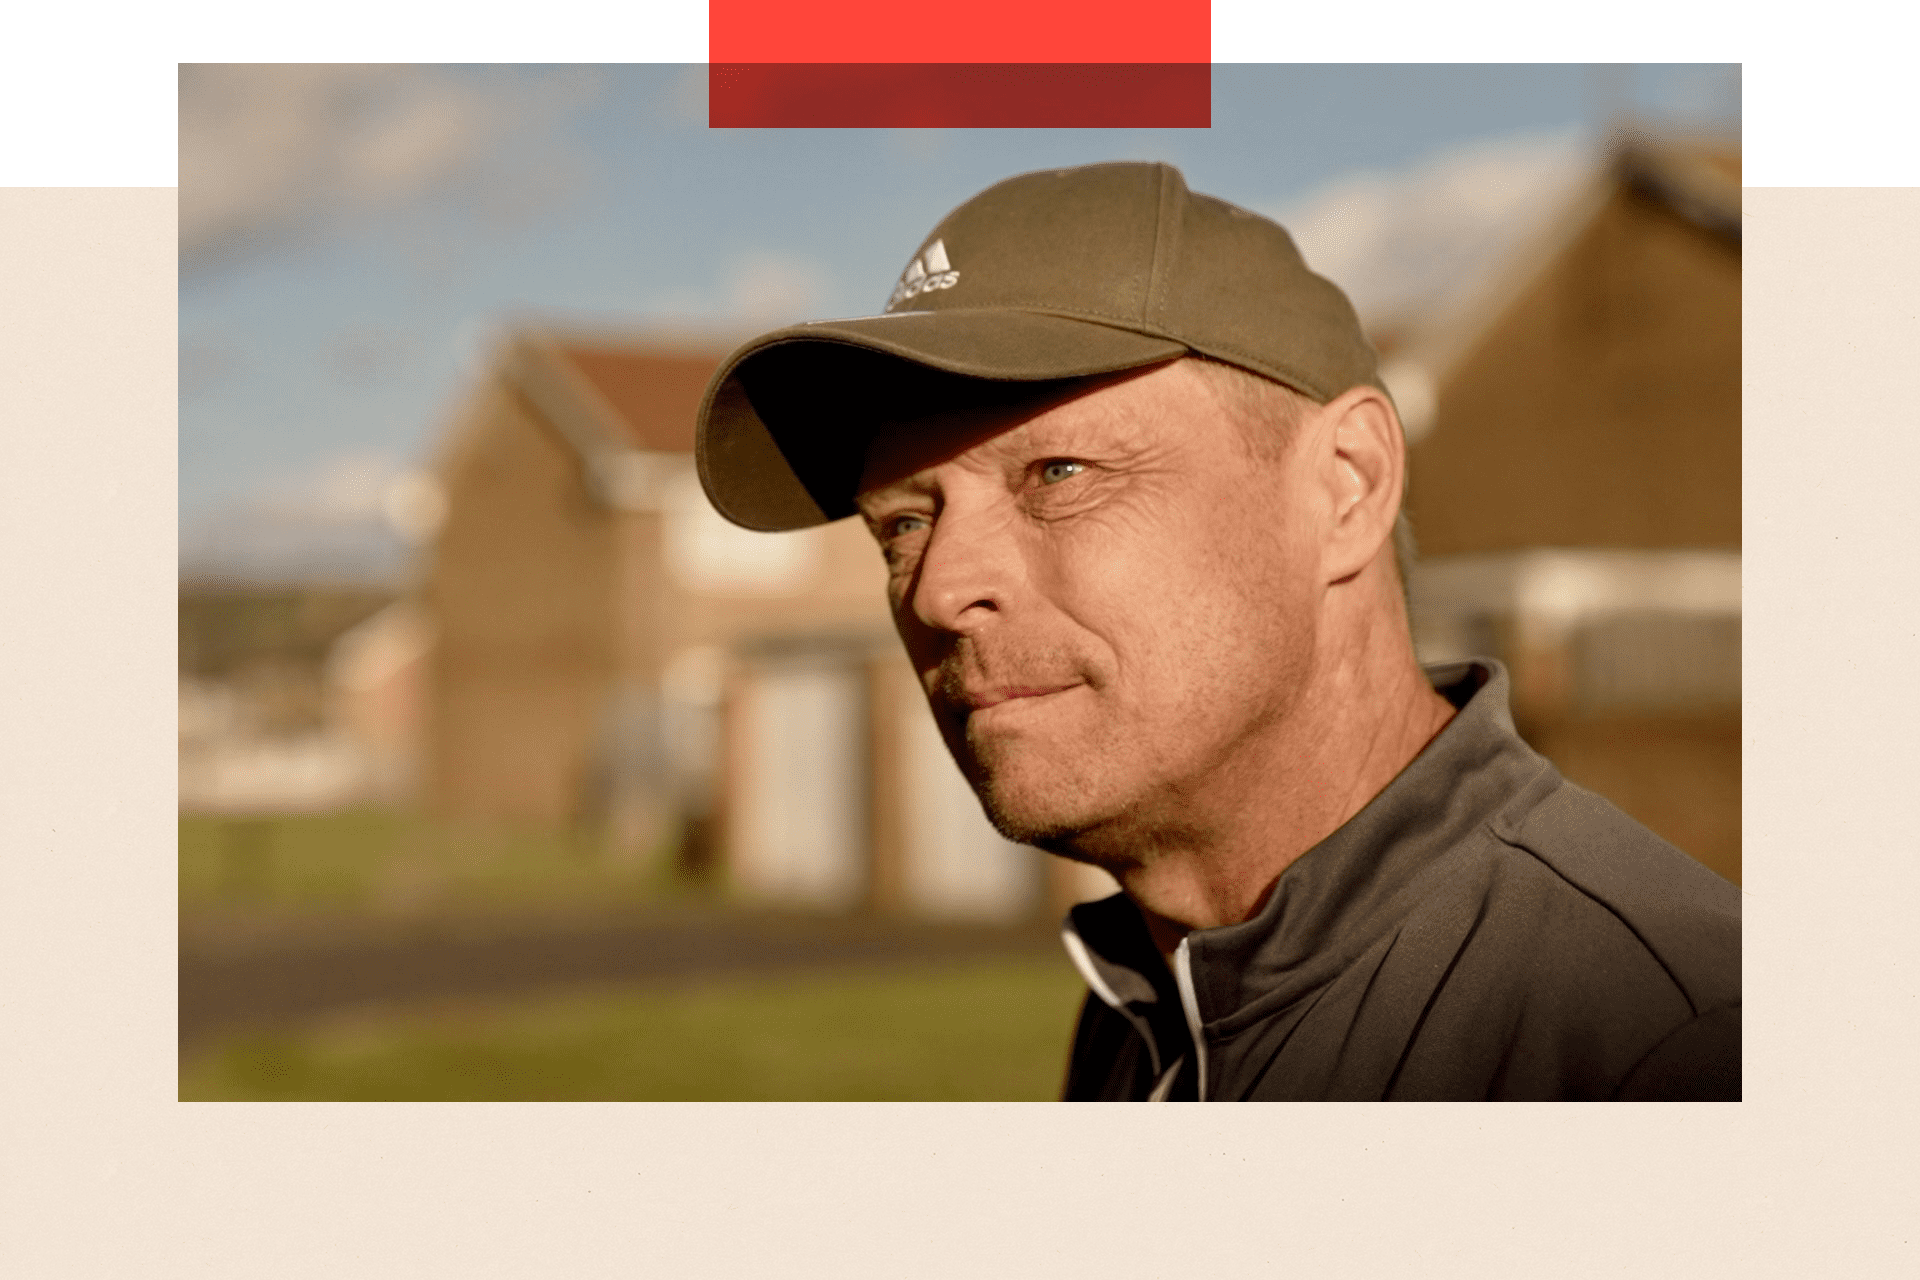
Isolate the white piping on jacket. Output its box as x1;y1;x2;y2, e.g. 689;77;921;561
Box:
1147;1056;1185;1103
1061;922;1169;1082
1172;937;1209;1102
1061;925;1127;1013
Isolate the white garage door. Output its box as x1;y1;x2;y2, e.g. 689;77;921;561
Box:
899;696;1042;922
730;658;867;911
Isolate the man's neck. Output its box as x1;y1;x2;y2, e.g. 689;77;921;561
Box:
1098;594;1457;954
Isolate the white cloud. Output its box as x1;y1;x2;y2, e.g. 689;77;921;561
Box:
725;252;831;327
1265;128;1596;330
179;65;600;266
180;450;443;584
256;449;408;524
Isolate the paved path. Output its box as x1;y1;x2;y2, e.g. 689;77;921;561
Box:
179;905;1066;1048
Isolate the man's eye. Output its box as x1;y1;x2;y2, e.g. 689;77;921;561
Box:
887;514;929;539
1039;460;1085;485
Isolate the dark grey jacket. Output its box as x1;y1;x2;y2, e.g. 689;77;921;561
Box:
1060;661;1741;1101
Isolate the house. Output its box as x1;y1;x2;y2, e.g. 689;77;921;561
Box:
1383;133;1742;881
414;331;1115;920
178;583;398;813
404;131;1739;911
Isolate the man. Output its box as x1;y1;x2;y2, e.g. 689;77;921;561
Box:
694;162;1740;1101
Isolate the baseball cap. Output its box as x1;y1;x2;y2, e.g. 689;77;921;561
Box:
696;161;1385;531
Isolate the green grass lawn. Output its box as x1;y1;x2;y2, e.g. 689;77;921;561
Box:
180;956;1089;1101
180;809;684;917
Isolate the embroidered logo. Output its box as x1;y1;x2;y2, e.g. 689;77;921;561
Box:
886;239;960;310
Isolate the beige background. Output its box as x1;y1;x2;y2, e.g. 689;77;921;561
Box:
4;106;1917;1280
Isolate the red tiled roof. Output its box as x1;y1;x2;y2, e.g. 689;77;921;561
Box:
555;345;723;454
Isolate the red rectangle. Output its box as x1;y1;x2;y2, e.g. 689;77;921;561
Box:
710;0;1210;64
708;63;1211;129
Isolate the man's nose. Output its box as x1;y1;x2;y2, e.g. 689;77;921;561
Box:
905;503;1017;636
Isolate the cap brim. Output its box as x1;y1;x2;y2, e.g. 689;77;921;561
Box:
697;309;1188;531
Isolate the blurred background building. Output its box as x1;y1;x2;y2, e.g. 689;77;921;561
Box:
417;332;1082;919
177;64;1741;1099
1397;136;1741;882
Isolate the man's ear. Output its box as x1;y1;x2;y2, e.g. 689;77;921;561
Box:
1315;386;1406;585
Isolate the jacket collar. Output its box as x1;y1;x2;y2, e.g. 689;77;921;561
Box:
1062;659;1553;1051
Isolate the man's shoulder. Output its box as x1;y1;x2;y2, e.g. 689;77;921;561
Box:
1481;773;1741;1016
1362;774;1742;1099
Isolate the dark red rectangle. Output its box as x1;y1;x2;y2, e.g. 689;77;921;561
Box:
708;63;1211;129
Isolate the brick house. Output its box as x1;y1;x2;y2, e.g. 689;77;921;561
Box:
416;330;1112;919
1387;135;1743;881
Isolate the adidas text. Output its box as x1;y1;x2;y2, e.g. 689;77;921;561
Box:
887;239;960;310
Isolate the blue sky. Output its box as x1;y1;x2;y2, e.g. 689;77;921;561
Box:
179;63;1738;577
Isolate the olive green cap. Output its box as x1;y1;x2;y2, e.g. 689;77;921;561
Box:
696;161;1385;531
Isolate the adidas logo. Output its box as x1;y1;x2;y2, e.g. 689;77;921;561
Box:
886;239;960;310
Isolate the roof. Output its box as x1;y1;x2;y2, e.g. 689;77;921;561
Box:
1617;141;1741;244
492;332;735;510
1382;132;1740;440
556;344;719;454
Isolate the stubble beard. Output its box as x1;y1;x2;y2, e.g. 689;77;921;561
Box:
949;684;1256;876
925;637;1127;858
964;732;1128;859
944;623;1319;877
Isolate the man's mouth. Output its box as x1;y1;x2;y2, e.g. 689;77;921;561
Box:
959;682;1082;713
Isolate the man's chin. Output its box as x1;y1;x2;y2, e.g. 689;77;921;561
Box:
954;724;1142;854
971;769;1119;856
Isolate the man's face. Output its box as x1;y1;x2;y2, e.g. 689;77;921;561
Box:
855;359;1328;860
